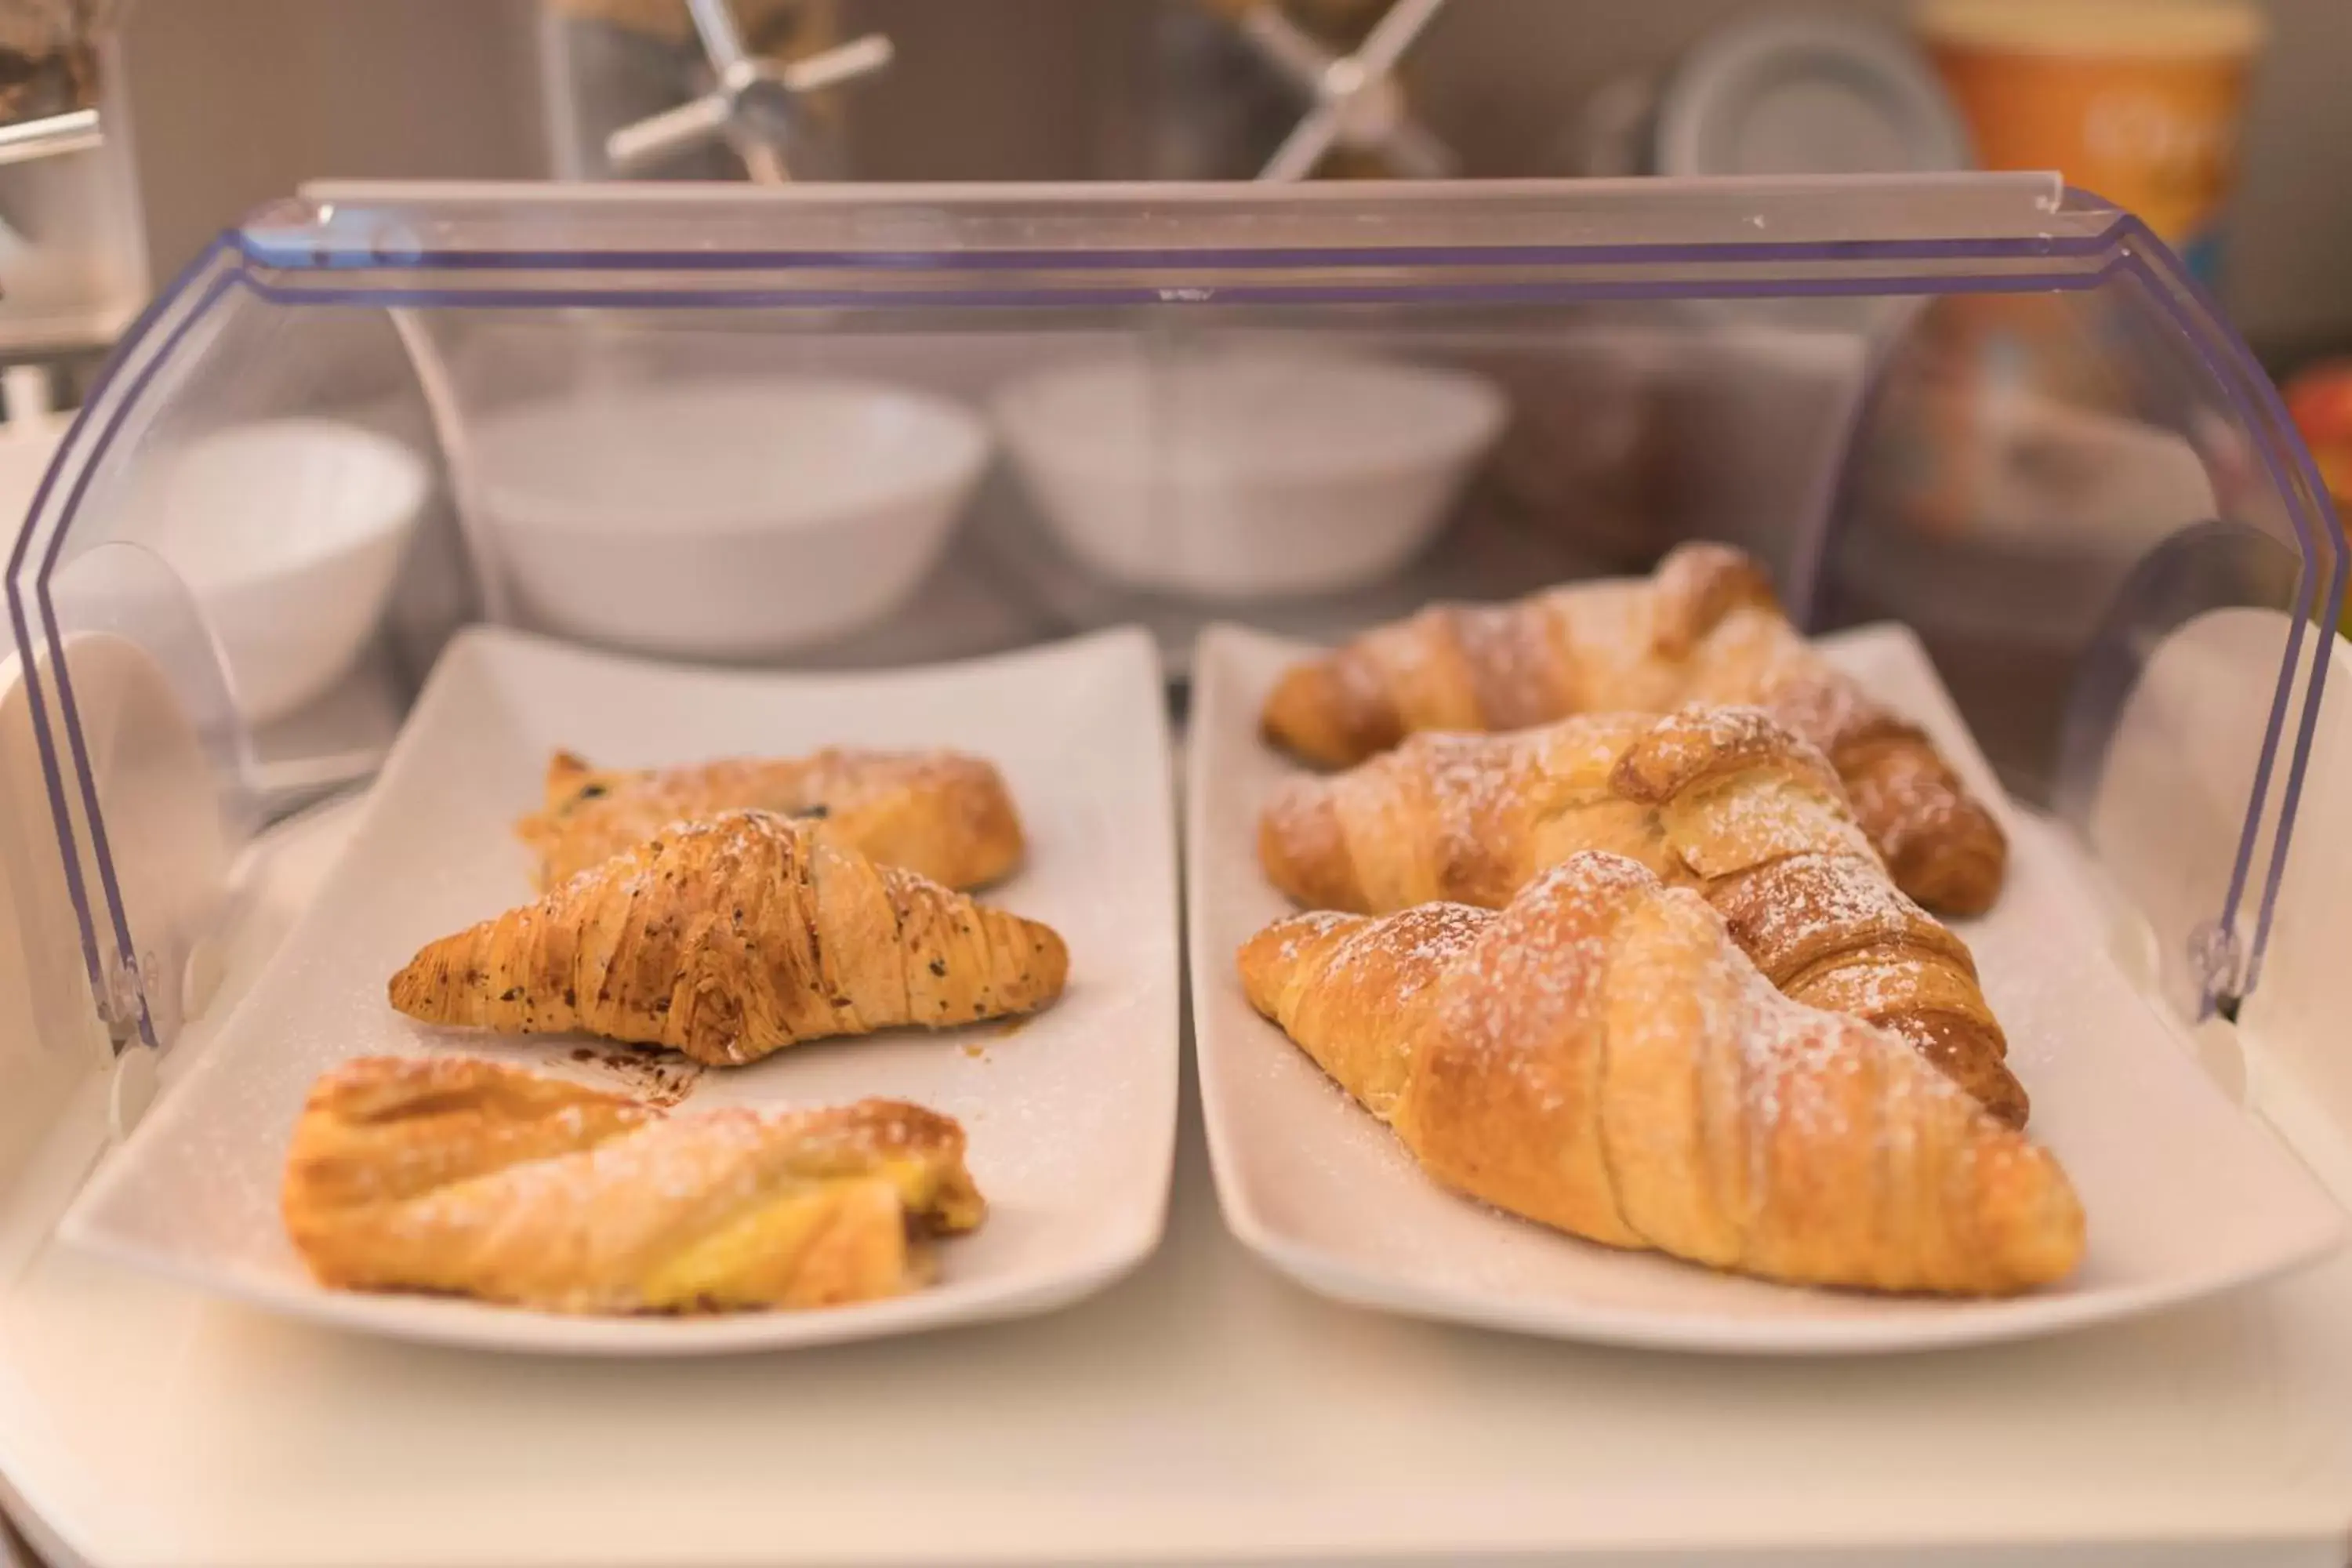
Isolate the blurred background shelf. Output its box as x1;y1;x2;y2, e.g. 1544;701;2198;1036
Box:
78;0;2352;362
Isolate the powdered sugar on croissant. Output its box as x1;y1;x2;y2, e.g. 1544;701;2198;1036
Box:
1259;704;2027;1125
1259;543;2008;916
1239;852;2082;1295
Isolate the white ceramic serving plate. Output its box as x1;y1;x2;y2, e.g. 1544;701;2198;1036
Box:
1186;621;2347;1355
995;351;1504;601
63;625;1179;1354
471;376;989;661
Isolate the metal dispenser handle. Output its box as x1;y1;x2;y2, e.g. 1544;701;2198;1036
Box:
1225;0;1457;182
0;107;101;169
603;0;891;183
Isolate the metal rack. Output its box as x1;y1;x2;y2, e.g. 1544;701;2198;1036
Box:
600;0;891;181
1225;0;1457;180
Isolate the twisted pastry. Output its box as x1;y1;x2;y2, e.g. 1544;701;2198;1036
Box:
282;1055;985;1314
517;746;1025;891
1260;705;2027;1125
1258;542;2008;916
1239;854;2083;1296
391;809;1068;1066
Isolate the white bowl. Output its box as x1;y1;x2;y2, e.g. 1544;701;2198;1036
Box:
470;376;990;661
995;352;1506;601
128;418;427;725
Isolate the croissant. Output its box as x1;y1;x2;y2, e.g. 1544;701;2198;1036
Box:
390;809;1068;1066
1258;543;2008;916
282;1055;985;1313
517;746;1025;891
1259;705;2027;1125
1237;854;2083;1295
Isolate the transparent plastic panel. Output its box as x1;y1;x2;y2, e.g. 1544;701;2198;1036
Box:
5;176;2337;1055
398;298;1878;675
2049;521;2303;1018
1830;280;2302;801
5;247;466;1054
38;543;246;1047
1823;217;2344;1013
271;172;2108;261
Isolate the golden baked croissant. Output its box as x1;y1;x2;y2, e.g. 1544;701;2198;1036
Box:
1259;705;2027;1126
1258;542;2008;916
517;746;1025;891
391;809;1068;1066
282;1055;984;1314
1238;854;2083;1295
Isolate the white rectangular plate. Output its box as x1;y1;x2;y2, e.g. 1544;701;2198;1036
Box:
64;626;1179;1355
1187;621;2347;1355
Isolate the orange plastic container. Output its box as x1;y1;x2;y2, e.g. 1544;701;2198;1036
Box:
1917;0;2264;280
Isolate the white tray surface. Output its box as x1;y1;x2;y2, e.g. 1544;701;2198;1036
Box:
60;625;1181;1355
1185;621;2346;1353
